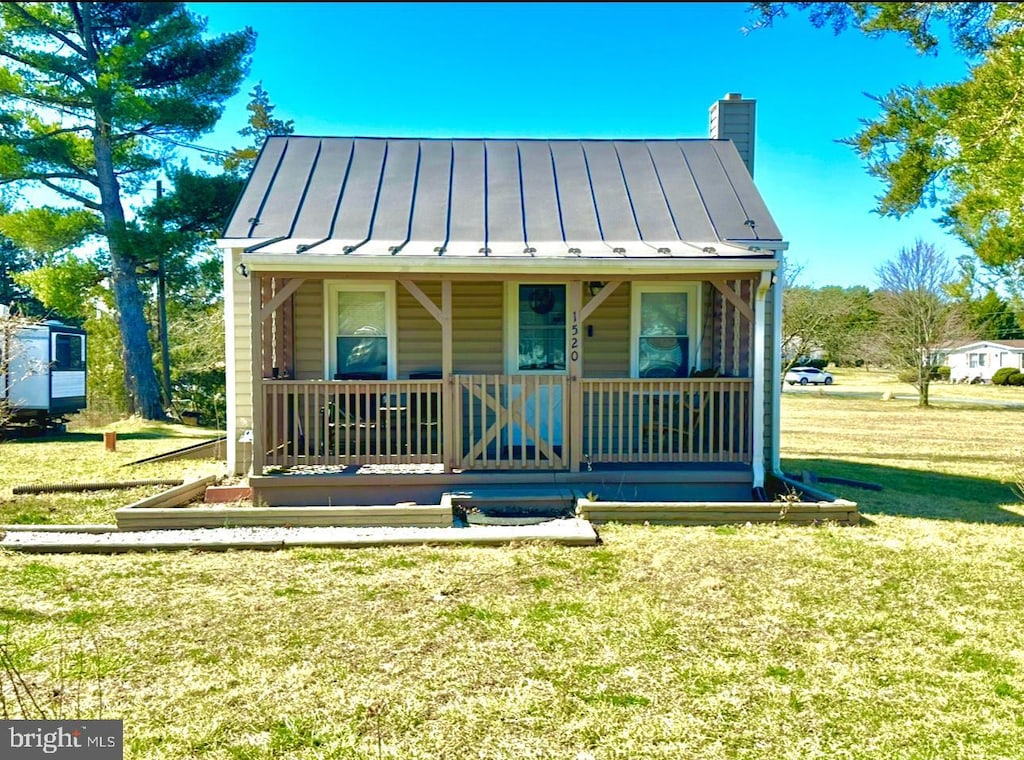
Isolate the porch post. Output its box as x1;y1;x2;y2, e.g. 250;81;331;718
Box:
568;280;583;472
751;270;773;489
250;272;265;476
441;280;454;472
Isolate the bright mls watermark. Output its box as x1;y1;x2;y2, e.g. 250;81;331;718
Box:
1;721;122;759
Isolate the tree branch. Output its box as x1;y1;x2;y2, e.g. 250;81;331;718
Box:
8;2;89;59
0;40;91;94
19;125;93;142
24;170;97;185
68;2;98;64
35;178;101;210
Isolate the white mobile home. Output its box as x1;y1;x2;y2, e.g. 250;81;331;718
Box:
943;339;1024;383
1;319;88;427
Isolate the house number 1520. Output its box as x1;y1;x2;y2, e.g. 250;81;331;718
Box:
571;311;580;363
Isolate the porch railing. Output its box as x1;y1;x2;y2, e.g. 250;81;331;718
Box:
262;380;444;467
453;374;569;471
580;378;752;464
260;376;751;469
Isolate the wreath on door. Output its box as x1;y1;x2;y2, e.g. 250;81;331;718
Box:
529;287;556;315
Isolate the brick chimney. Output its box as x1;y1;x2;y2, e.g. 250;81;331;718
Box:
709;92;756;177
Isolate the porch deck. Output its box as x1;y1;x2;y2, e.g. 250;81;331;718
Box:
249;461;754;507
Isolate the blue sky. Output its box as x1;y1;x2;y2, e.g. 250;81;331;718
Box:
189;2;974;288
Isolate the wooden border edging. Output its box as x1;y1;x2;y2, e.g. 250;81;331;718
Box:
577;498;860;526
118;474;221;512
124;437;227;465
2;524;117;533
116;504;453;531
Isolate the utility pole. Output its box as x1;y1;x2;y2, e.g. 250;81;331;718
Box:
156;180;172;408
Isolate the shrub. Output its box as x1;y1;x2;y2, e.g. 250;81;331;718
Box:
992;367;1017;386
1007;372;1024;387
935;366;951;381
803;359;828;370
898;368;923;384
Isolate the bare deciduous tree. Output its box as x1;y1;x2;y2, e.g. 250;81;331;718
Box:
0;310;38;429
874;239;972;406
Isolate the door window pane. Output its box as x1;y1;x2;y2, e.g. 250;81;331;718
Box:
639;291;688;377
53;334;84;371
518;285;566;371
335;291;388;379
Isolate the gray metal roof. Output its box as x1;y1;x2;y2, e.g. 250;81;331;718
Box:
223;136;783;258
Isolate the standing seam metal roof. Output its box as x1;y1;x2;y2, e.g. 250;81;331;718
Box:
223;136;783;258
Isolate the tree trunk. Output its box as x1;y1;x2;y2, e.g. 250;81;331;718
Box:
92;129;165;420
919;367;930;407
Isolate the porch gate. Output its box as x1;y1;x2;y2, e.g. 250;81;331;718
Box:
454;375;569;470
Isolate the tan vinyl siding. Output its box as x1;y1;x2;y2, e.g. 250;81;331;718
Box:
452;281;504;373
397;282;443;376
294;279;500;377
582;283;630;378
699;282;715;371
226;249;252;473
292;280;324;379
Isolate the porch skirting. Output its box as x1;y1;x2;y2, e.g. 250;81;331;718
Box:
249;465;754;508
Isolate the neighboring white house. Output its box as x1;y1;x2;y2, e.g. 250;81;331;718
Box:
942;340;1024;382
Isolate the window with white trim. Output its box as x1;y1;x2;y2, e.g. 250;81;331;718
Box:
630;283;700;378
505;283;567;373
324;282;396;379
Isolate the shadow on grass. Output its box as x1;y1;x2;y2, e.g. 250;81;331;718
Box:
784;458;1024;525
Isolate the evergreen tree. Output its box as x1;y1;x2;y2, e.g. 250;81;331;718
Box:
0;3;254;417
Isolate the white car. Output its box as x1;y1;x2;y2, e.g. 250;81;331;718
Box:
785;366;834;386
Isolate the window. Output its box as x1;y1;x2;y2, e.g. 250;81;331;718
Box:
506;284;567;373
324;282;395;379
631;284;699;378
52;333;84;371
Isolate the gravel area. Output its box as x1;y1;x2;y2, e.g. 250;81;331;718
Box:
266;463;446;475
0;519;599;553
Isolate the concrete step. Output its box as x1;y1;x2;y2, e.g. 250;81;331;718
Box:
446;487;575;518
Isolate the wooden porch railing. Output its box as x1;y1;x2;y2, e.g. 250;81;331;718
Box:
262;380;444;467
260;376;751;469
580;378;752;464
453;374;569;471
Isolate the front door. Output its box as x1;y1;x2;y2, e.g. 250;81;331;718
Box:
506;283;567;447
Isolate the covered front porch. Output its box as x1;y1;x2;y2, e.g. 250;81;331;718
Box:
241;269;771;480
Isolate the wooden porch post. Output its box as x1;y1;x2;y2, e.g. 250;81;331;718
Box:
569;280;583;472
441;280;454;472
249;273;265;476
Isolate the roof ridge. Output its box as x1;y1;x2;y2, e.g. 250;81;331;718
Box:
263;135;727;144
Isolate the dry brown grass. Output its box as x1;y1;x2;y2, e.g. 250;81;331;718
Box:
1;399;1023;758
0;417;221;525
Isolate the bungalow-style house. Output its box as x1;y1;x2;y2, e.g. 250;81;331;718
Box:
218;93;791;507
942;339;1024;383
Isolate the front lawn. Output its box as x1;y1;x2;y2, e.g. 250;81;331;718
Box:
0;417;222;525
1;396;1022;758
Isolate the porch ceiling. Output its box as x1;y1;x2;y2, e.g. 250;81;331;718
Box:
220;137;785;261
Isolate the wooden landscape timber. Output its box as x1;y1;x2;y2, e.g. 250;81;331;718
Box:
576;497;860;526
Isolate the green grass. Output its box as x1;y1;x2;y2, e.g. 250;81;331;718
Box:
1;394;1023;758
0;417;222;524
